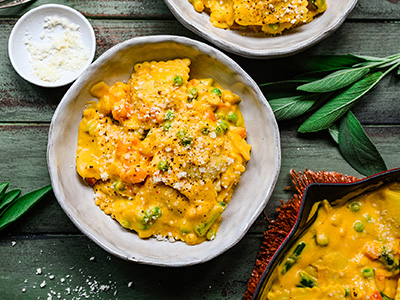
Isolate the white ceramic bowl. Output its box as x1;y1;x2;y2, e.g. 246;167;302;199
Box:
47;35;281;266
163;0;358;59
8;4;96;87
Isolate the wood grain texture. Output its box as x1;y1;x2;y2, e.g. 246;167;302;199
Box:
0;234;260;299
1;20;400;123
1;124;398;235
0;1;399;299
1;0;399;20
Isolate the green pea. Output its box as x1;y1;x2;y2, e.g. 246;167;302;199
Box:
201;127;210;135
157;159;169;172
113;180;125;192
269;23;280;31
187;87;198;102
354;220;364;232
163;121;172;131
362;267;374;279
119;219;130;228
227;111;238;123
311;0;325;10
176;129;193;146
215;120;229;136
164;110;175;121
216;112;226;120
365;214;372;223
349;201;361;212
173;75;184;86
315;233;329;246
211;88;221;97
344;287;349;297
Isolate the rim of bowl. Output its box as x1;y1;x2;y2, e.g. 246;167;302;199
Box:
47;35;281;266
163;0;359;59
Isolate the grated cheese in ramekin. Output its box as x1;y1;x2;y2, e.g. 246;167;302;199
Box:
23;15;90;82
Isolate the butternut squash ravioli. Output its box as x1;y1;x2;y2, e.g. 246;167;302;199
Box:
267;182;400;300
189;0;327;35
76;58;251;245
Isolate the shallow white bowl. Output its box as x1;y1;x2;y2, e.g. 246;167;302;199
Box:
8;4;96;87
47;35;281;267
163;0;358;59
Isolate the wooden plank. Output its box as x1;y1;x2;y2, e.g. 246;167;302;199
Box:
0;0;173;19
1;0;399;20
0;233;261;299
350;0;400;20
1;124;399;234
1;20;399;123
0;19;198;123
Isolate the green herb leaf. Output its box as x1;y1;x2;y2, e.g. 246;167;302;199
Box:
328;124;339;144
0;185;52;231
0;182;9;198
397;65;400;75
259;79;312;87
338;111;387;176
349;54;385;63
0;189;21;211
285;55;365;72
293;70;332;82
298;71;383;133
297;68;370;93
269;94;319;121
260;80;312;100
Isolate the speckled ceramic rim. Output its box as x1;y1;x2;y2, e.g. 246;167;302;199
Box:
163;0;358;59
252;167;400;299
47;35;281;266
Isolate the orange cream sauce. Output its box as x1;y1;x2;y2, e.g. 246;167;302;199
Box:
266;182;400;300
189;0;327;35
76;58;251;245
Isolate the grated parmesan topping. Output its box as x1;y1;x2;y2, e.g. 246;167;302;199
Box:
23;15;90;82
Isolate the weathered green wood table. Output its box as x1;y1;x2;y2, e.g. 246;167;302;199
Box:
0;0;399;299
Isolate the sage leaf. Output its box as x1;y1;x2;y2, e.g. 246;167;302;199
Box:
269;94;319;121
0;189;21;212
350;54;385;63
297;68;370;93
0;182;9;198
293;70;332;81
260;80;311;100
298;71;383;133
0;185;52;231
338;111;387;176
286;55;364;72
259;79;311;87
328;124;339;144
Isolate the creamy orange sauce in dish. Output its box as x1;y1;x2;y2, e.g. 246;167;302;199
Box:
266;182;400;300
189;0;327;35
76;58;251;245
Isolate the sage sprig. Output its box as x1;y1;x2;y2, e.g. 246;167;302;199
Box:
0;183;52;231
260;52;400;176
